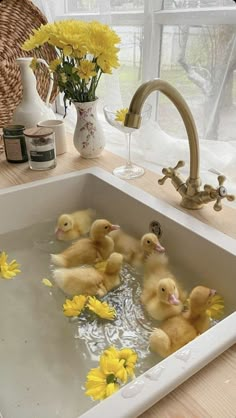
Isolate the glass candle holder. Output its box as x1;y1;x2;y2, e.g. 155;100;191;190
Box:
3;125;28;163
24;127;56;171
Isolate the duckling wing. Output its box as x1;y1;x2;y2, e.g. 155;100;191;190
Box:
59;238;98;267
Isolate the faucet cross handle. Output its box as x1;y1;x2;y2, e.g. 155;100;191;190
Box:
204;175;235;211
158;160;185;185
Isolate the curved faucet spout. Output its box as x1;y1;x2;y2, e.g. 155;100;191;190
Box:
124;78;235;210
124;78;200;183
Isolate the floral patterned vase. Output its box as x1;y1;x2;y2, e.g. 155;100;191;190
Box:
73;99;106;158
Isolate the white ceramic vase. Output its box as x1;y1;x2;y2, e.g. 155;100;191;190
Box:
73;99;105;158
12;57;55;128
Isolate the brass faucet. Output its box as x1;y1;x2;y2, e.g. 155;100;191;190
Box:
124;79;235;211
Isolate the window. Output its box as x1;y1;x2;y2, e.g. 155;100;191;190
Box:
59;1;236;143
53;0;236;190
154;1;236;143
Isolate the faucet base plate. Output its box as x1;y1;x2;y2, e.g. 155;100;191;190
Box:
181;197;204;210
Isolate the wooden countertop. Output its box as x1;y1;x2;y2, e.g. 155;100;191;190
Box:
0;137;236;418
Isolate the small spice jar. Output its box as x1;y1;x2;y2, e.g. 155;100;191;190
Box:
3;125;28;163
24;127;56;171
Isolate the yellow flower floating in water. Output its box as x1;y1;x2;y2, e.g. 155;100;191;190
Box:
0;251;21;279
86;296;116;320
115;108;129;124
85;357;125;400
63;295;87;317
85;346;138;400
103;346;138;381
42;278;53;287
206;294;224;320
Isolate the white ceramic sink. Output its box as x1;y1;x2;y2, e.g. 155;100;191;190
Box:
0;167;235;418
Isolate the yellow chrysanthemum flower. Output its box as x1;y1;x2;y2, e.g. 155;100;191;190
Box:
29;58;38;71
115;108;129;123
63;295;87;317
118;348;138;379
102;346;138;381
206;294;225;319
76;60;97;83
48;20;87;52
63;45;73;56
87;21;120;59
60;73;67;83
86;296;116;320
99;356;126;383
42;278;53;287
97;51;120;73
22;24;50;50
49;58;62;72
85;366;120;401
0;252;21;279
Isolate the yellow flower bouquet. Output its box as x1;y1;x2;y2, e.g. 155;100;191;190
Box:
22;20;120;110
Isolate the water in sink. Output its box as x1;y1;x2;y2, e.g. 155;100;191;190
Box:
0;219;223;418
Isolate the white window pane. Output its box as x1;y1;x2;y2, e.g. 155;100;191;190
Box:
97;25;144;106
66;0;144;13
66;0;99;13
159;24;236;141
163;0;234;9
110;0;144;10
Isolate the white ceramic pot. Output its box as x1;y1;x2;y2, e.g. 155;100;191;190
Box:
73;99;105;158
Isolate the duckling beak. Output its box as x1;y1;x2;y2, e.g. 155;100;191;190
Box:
110;224;120;231
55;228;63;239
155;243;165;253
168;293;180;305
209;289;216;296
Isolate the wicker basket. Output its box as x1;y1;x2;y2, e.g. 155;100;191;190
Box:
0;0;58;127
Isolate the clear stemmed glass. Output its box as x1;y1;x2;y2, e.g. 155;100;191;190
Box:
103;103;152;180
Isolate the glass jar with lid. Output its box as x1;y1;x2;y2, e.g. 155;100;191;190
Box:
3;125;28;163
24;127;56;171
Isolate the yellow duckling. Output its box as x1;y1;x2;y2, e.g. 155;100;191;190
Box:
98;252;123;296
184;286;217;334
142;253;186;306
53;265;103;296
109;230;165;268
51;219;120;268
55;208;96;241
149;286;216;358
141;277;183;321
144;250;169;278
53;252;123;297
140;233;165;259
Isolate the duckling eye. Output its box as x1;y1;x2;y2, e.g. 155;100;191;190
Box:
104;225;109;229
64;222;68;226
147;240;150;244
161;288;165;292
